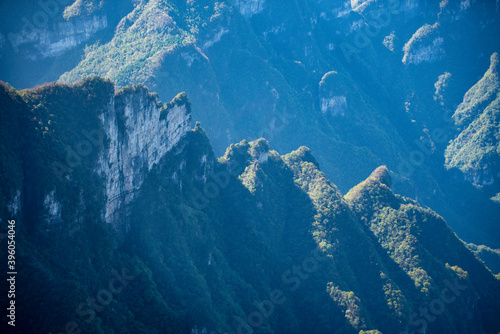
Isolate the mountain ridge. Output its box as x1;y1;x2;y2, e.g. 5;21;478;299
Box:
1;77;499;333
2;1;500;247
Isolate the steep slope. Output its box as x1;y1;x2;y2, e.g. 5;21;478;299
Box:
344;166;500;332
1;78;499;333
467;243;500;276
442;53;500;252
445;52;500;186
0;0;135;88
284;152;500;333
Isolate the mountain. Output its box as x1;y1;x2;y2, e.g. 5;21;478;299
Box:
1;77;499;333
445;52;500;186
1;0;499;254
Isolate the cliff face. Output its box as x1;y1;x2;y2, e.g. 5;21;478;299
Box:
402;23;444;65
0;78;191;233
236;0;265;18
319;71;348;117
97;87;192;227
445;53;500;185
6;14;108;59
1;0;499;250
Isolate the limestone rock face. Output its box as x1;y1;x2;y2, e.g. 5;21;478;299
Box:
96;86;191;227
319;71;348;117
403;37;444;65
6;15;108;59
403;23;445;65
236;0;265;18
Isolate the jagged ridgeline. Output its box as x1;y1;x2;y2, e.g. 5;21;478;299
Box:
1;77;499;333
3;0;500;258
445;53;500;186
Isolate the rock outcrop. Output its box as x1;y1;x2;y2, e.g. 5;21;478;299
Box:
6;14;108;59
445;53;500;185
236;0;265;18
403;23;445;65
97;86;191;227
319;71;348;117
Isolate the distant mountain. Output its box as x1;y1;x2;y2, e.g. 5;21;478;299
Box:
1;78;499;333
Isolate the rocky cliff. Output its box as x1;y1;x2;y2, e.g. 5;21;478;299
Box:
0;77;191;233
6;14;108;59
445;53;500;185
97;87;192;228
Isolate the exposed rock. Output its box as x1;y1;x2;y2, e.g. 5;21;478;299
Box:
7;190;21;216
201;27;229;51
258;151;269;164
6;15;107;59
96;86;191;228
464;170;495;186
321;96;348;116
319;71;348;116
352;0;420;21
43;190;62;225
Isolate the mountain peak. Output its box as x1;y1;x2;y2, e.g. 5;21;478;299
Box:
284;146;320;169
490;52;499;74
369;165;392;188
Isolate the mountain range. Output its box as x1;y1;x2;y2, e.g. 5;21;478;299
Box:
1;0;500;248
0;76;499;333
1;0;500;333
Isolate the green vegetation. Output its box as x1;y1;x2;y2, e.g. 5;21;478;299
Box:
63;0;103;20
2;0;500;261
445;53;500;183
60;0;226;87
402;23;441;64
467;243;500;275
492;192;500;203
160;91;192;120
